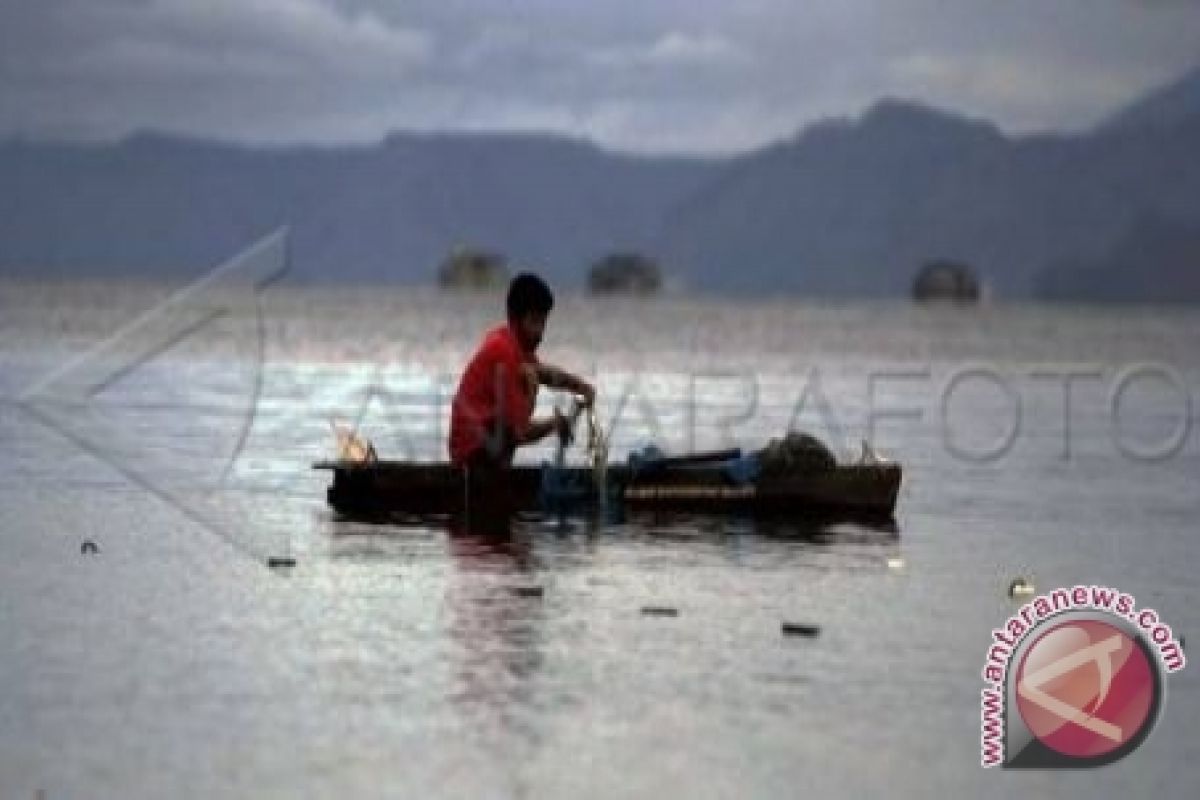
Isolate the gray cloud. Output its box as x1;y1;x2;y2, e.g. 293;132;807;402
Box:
1;0;1198;153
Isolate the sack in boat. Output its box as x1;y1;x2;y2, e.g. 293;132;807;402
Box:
755;431;836;476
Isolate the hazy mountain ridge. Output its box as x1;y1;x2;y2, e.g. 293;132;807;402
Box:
1099;65;1200;133
2;66;1199;300
0;131;720;287
661;72;1200;298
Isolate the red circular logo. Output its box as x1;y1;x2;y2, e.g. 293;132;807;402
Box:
1015;619;1157;760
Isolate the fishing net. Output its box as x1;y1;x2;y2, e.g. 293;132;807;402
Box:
585;404;609;494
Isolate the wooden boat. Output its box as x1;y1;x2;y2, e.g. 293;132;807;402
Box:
313;453;902;524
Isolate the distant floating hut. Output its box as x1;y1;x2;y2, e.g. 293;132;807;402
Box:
587;253;663;296
437;246;510;290
912;260;981;304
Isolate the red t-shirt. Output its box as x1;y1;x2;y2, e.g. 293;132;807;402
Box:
448;323;539;465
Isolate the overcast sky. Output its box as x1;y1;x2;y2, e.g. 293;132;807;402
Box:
1;0;1198;154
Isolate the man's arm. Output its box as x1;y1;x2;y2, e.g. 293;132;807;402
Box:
516;407;576;446
535;363;596;405
517;417;558;445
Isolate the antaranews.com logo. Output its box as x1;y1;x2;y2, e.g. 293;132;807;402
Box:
980;585;1186;768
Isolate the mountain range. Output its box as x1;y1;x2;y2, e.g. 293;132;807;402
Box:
2;65;1199;302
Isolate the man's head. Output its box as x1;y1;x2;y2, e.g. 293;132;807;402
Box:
506;272;554;352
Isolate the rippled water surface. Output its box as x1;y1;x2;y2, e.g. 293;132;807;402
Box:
1;281;1198;798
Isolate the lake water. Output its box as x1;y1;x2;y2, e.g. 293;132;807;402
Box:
1;281;1198;798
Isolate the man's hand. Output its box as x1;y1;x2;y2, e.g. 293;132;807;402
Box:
537;363;596;407
578;380;596;408
553;406;575;445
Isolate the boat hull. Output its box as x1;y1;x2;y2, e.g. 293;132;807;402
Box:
314;460;902;523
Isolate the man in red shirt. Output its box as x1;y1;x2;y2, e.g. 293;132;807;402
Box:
449;273;595;516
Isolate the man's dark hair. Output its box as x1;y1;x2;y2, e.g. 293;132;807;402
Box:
506;272;554;319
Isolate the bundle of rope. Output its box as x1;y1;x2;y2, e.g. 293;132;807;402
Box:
540;399;611;512
329;418;378;463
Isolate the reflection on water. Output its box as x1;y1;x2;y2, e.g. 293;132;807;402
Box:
443;520;545;755
1;282;1197;798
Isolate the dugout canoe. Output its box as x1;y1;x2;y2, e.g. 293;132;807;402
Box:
313;457;902;523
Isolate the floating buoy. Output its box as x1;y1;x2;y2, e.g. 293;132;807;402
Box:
641;606;678;617
782;622;821;638
512;586;544;599
80;540;98;555
1008;577;1035;598
267;556;296;569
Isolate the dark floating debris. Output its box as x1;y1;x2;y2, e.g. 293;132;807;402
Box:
267;557;297;569
1008;577;1035;599
781;622;821;638
641;606;679;617
512;586;545;599
80;540;99;555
